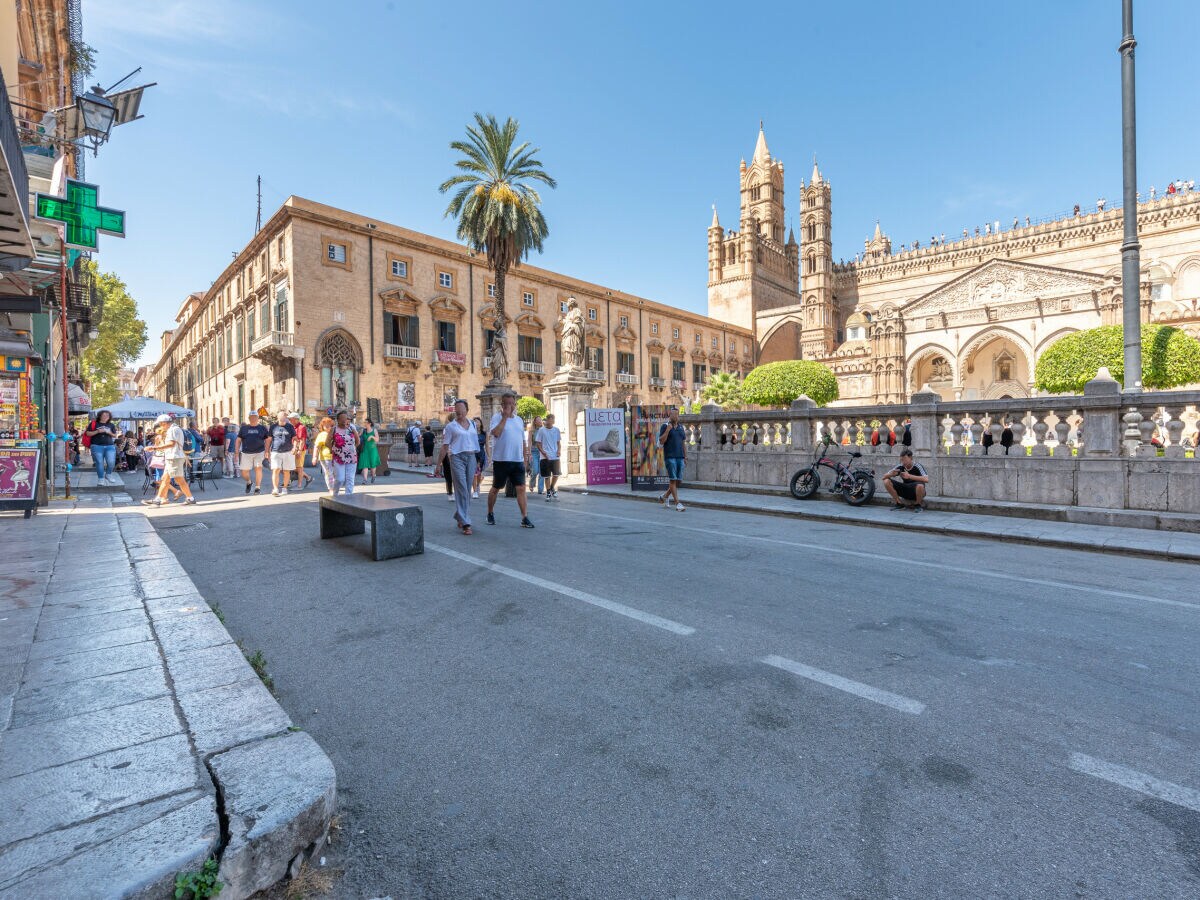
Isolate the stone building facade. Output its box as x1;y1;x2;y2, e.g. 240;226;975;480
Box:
710;127;1200;403
148;197;754;424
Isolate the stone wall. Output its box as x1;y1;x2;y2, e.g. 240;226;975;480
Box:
677;371;1200;516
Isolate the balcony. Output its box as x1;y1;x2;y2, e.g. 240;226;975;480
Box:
671;379;687;391
518;360;545;375
616;372;639;385
649;376;667;388
250;330;302;363
584;369;605;382
384;343;420;361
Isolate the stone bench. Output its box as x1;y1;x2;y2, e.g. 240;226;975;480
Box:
319;495;423;560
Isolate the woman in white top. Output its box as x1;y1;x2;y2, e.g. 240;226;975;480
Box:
438;399;481;534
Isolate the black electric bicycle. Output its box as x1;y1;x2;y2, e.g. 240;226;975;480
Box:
789;439;877;506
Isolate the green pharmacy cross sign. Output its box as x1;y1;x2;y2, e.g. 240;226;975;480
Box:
34;179;127;251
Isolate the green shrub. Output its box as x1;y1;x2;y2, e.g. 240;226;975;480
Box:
1035;324;1200;393
741;360;839;408
516;396;547;420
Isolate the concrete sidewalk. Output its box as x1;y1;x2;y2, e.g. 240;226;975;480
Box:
556;481;1200;562
0;482;335;898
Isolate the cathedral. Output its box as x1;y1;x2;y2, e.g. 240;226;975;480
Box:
707;127;1200;404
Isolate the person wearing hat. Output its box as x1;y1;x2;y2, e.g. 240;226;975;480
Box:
288;412;314;490
268;411;297;496
236;411;270;495
143;414;195;507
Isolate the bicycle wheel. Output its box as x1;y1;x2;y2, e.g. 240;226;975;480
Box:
789;466;821;499
842;471;876;506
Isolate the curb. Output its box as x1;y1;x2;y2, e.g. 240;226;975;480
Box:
114;510;337;900
556;485;1200;563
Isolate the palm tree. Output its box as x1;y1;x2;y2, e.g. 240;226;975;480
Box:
702;371;744;409
440;114;556;385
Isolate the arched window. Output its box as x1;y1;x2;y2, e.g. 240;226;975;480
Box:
807;222;816;243
316;329;363;409
806;255;816;274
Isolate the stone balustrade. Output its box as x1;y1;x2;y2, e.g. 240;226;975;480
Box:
678;369;1200;514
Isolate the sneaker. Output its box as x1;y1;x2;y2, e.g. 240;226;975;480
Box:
281;487;289;495
471;490;479;499
141;498;163;507
676;503;685;512
447;494;455;502
487;513;496;525
552;490;559;499
890;503;905;511
245;483;252;494
184;497;196;505
521;517;535;528
546;493;552;502
912;505;924;513
661;494;671;507
253;486;261;494
272;489;280;497
107;474;122;486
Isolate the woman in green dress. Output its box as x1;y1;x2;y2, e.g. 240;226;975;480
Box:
357;417;381;484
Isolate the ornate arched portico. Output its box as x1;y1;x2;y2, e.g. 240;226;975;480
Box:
957;327;1035;400
313;327;364;408
905;343;957;397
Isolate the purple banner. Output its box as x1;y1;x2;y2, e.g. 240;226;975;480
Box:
585;408;626;485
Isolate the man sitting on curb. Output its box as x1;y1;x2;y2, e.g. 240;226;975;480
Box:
882;448;928;512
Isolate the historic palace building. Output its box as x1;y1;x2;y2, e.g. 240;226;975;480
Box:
709;127;1200;403
146;197;754;424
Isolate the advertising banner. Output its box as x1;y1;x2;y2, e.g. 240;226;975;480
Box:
0;446;40;500
396;381;416;412
629;405;670;491
584;408;626;485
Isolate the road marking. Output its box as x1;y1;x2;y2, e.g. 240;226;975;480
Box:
558;505;1200;613
761;654;926;715
1068;752;1200;813
425;542;696;636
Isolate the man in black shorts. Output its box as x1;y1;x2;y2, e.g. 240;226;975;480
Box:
882;448;929;511
486;391;534;528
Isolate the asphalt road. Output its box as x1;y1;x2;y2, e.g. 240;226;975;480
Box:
147;471;1200;899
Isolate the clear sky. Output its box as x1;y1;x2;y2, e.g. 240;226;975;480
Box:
83;0;1199;366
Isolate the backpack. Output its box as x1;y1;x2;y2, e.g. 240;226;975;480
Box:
182;429;196;454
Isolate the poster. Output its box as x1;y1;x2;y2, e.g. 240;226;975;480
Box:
629;405;670;491
0;447;40;500
585;408;626;485
396;381;415;412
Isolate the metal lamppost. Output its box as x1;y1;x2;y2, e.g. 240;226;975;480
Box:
1119;0;1142;392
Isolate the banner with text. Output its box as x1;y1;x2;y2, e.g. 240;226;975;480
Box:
629;405;670;491
585;408;626;485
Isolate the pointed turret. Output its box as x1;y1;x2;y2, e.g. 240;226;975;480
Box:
787;225;797;246
811;155;822;185
872;220;882;241
710;204;721;230
753;122;770;164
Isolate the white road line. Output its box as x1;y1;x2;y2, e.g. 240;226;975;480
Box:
761;654;926;715
1068;752;1200;813
425;542;696;636
559;505;1200;613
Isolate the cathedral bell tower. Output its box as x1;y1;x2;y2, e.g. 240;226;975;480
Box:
799;158;836;358
706;125;801;334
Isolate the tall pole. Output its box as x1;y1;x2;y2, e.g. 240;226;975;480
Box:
59;237;72;498
1119;0;1142;392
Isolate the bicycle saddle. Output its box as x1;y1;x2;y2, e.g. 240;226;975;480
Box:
850;451;862;458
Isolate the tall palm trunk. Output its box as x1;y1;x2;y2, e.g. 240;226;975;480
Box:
489;264;511;384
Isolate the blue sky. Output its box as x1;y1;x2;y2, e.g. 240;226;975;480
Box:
84;0;1199;365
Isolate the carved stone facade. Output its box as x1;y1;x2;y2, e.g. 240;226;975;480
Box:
710;127;1200;403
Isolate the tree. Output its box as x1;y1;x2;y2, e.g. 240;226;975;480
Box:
79;261;147;407
741;360;839;408
439;114;556;385
516;395;546;421
1034;324;1200;394
701;371;744;409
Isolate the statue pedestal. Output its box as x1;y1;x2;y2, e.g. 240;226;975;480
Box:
475;382;514;431
542;369;601;475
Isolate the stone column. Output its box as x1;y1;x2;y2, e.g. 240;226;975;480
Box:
1078;366;1124;508
789;395;816;453
908;385;941;495
542;369;603;475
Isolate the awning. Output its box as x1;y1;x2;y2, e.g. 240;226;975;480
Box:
96;396;195;420
68;382;91;414
0;328;43;367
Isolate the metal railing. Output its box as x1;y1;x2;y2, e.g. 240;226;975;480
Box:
384;343;420;360
617;372;638;385
649;376;667;388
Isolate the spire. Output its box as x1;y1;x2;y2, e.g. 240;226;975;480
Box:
873;220;882;241
811;154;821;184
787;225;797;246
753;122;770;164
710;204;720;229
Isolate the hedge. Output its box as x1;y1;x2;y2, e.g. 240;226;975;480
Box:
741;360;839;408
1034;324;1200;393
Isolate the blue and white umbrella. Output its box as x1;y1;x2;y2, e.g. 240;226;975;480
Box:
94;396;195;421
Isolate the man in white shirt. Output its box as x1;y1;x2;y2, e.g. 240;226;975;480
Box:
486;391;534;528
143;414;196;507
535;413;562;500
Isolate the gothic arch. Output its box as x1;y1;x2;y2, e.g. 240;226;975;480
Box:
1035;327;1080;356
905;342;958;388
758;317;803;364
758;315;804;349
957;326;1035;378
312;327;364;372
